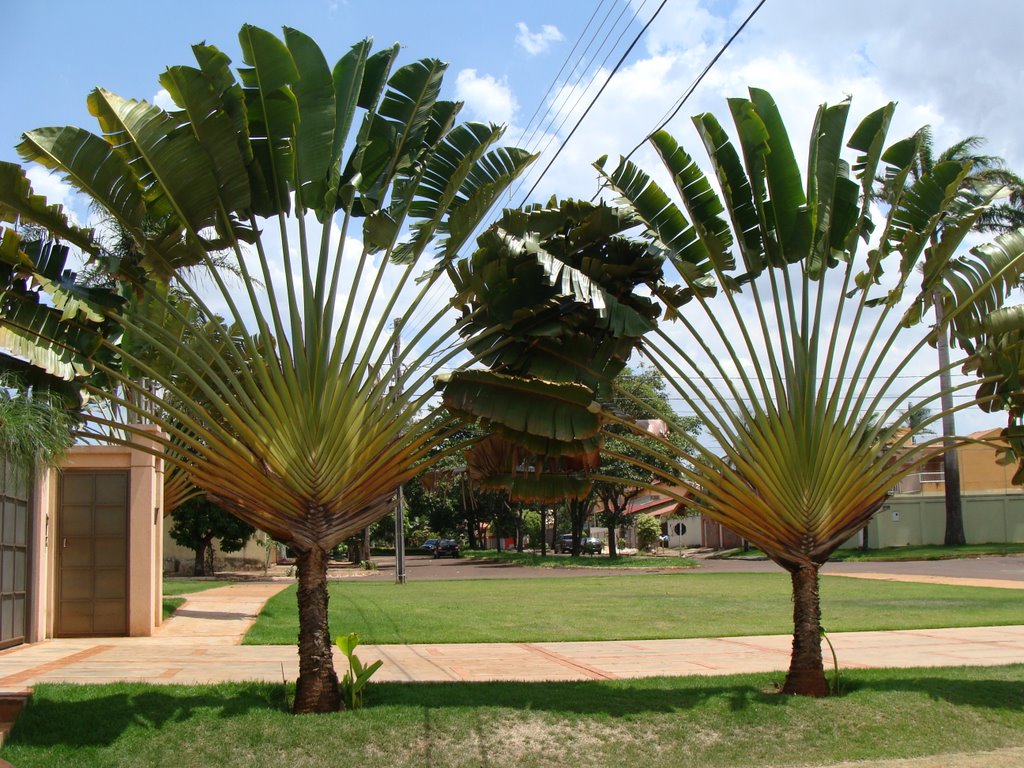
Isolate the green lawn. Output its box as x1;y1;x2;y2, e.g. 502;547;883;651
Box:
244;572;1024;645
6;666;1024;768
162;579;235;621
161;598;185;622
722;543;1024;561
162;578;236;596
463;549;697;568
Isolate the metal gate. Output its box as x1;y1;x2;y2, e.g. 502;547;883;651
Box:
57;470;128;636
0;459;31;649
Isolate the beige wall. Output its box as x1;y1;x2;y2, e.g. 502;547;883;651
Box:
162;519;275;575
29;468;54;643
29;430;165;642
959;441;1023;493
839;493;1024;549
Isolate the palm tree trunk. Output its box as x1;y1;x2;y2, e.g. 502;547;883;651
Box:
782;564;829;697
293;545;341;713
933;291;966;546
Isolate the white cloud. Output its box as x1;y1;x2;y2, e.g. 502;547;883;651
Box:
25;166;89;227
152;88;175;111
502;0;1024;437
455;69;518;126
515;22;564;55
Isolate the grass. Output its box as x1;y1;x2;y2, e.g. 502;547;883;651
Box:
5;666;1024;767
463;549;697;568
161;598;185;621
721;543;1024;561
162;578;236;596
245;572;1024;645
161;578;235;621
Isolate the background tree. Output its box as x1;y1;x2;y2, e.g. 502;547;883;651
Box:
0;25;539;714
522;508;543;549
562;493;594;557
440;198;670;557
593;366;699;556
897;129;1024;545
169;495;255;575
597;88;1024;696
0;377;74;476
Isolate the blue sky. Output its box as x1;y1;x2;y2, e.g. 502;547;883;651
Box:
7;0;1023;210
5;0;1024;436
0;0;634;166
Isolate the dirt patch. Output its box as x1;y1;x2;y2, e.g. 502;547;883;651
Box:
792;746;1024;768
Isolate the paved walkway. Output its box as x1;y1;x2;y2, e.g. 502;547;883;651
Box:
0;579;1023;691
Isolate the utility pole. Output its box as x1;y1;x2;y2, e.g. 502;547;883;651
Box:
392;318;407;584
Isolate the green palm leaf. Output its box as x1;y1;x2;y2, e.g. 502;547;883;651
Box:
158;66;253;217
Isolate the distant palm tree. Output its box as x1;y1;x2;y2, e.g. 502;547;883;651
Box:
900;128;1024;545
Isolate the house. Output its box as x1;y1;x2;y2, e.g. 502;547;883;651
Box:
587;485;705;549
0;429;165;649
676;428;1024;551
852;428;1024;548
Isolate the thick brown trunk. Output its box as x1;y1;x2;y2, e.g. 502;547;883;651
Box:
293;545;341;713
782;564;829;697
194;538;211;577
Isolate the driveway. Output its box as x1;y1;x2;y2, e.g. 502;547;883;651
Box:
349;552;1024;585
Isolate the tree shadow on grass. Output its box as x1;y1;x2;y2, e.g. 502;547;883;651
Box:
6;682;287;748
841;667;1024;711
371;666;1024;716
9;667;1024;751
371;676;785;716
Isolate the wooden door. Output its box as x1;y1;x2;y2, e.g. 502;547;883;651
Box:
57;471;128;636
0;460;31;649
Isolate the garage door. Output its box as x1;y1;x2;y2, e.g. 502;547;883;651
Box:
58;470;128;636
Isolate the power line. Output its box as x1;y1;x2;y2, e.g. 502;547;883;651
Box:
621;0;770;165
509;0;646;204
446;2;655;287
516;0;671;206
512;0;649;205
515;0;618;158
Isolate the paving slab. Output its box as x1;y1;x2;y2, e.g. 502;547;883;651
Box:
828;572;1024;589
1;580;1023;690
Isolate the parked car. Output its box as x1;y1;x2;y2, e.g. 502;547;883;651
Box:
557;535;604;554
421;538;439;552
580;536;604;555
433;539;461;558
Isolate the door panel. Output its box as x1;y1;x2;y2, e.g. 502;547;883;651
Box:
0;460;31;650
95;474;128;504
57;471;128;636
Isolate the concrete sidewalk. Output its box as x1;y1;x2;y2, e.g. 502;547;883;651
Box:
0;581;1023;690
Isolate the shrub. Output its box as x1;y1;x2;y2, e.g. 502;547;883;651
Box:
635;514;661;551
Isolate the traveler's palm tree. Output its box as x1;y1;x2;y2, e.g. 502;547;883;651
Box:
596;89;1024;695
0;25;543;713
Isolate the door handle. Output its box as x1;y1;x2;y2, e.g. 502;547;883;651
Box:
62;538;67;549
